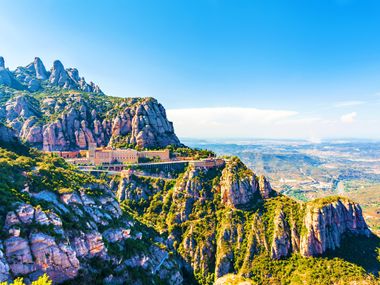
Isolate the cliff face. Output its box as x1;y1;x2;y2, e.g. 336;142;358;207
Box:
220;158;275;208
0;93;180;150
299;198;370;256
0;123;17;144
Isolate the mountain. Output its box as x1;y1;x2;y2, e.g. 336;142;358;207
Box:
0;57;101;93
0;57;181;150
0;58;379;284
0;133;377;284
118;157;378;284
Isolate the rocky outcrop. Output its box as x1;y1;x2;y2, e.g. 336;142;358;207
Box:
25;57;48;81
29;233;80;283
0;243;10;282
49;60;69;87
0;56;102;93
299;198;370;256
0;57;23;90
220;158;274;208
0;57;180;150
117;173;165;202
0;57;12;87
0;123;17;144
270;210;291;259
0;179;183;285
116;158;374;284
4;95;41;133
172;167;205;223
1;92;180;150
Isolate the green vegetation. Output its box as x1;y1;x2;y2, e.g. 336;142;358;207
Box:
167;145;215;159
245;254;378;285
121;158;379;285
0;274;52;285
307;195;351;209
0;145;106;234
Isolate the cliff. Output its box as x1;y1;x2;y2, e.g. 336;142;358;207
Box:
1;91;180;151
299;197;370;256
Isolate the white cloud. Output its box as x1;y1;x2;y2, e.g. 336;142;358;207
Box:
334;101;365;108
167;107;298;138
166;107;379;139
340;112;357;123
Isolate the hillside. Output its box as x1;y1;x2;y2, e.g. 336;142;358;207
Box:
0;133;184;284
118;157;379;284
0;133;377;284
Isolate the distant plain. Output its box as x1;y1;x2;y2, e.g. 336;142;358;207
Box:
185;138;380;236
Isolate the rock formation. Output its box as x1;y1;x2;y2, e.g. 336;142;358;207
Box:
220;158;274;208
299;198;370;256
0;123;17;144
116;157;373;284
26;57;48;80
0;174;183;284
0;56;102;93
0;93;180;150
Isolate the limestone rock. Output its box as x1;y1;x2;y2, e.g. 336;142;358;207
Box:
30;233;79;283
300;198;370;256
271;210;291;259
5;236;35;276
0;123;17;144
0;243;10;282
26;57;48;80
73;232;107;258
220;158;260;208
49;60;70;87
0;57;13;87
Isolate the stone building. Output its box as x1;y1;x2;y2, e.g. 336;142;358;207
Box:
189;158;225;169
83;143;170;165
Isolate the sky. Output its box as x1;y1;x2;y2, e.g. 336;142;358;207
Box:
1;0;380;140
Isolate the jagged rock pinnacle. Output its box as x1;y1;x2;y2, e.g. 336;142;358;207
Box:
0;56;5;69
33;57;48;80
49;60;69;86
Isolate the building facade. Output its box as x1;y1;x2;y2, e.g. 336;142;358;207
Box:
71;143;171;165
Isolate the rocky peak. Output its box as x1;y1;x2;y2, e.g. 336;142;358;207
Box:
220;157;273;208
0;57;4;69
0;56;102;93
49;60;69;87
300;197;370;256
33;57;48;80
67;68;80;82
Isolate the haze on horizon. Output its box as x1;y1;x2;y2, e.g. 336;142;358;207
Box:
1;0;380;140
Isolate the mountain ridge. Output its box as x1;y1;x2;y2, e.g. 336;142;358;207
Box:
0;58;379;284
0;56;102;94
0;56;181;150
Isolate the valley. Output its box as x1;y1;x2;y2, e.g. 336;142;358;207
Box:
185;138;380;236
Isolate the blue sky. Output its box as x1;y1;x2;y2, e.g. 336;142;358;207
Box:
1;0;380;140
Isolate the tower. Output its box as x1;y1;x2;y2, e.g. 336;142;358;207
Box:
88;142;97;164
